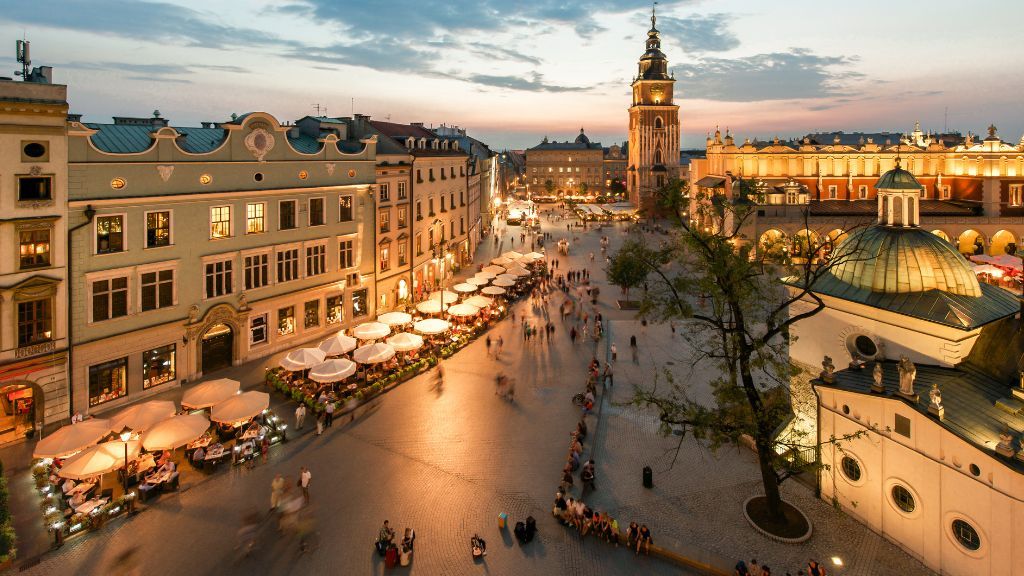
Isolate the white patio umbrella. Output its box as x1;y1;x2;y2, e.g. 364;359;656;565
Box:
377;311;413;326
416;300;448;314
318;332;358;356
280;347;327;371
505;267;530;277
352;342;396;364
481;286;507;295
58;440;142;480
482;265;506;275
182;378;240;409
492;277;516;287
467;277;490;286
501;250;524;260
990;254;1023;271
34;418;113;459
414;318;450;335
108;400;177;434
386;332;424;352
447;303;480;317
464;295;494;308
490;256;513;266
428;290;458;302
211;391;270;427
453;283;477;293
142;414;210;451
308;358;358;383
971;263;1005;276
352;321;391;341
496;273;518;282
524;251;545;261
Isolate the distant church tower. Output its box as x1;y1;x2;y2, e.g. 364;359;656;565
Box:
627;6;680;213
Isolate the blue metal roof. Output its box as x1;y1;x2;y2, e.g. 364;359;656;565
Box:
84;123;226;154
286;133;322;154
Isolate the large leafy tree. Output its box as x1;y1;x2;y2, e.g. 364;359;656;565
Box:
606;242;649;301
622;178;871;530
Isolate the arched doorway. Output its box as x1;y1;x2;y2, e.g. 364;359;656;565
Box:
758;229;788;261
958;230;985;256
0;382;41;442
201;323;234;374
931;229;951;243
989;230;1017;256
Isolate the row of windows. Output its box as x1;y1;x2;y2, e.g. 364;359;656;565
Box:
88;344;176;407
377;181;408;202
531;166;599;174
415;165;465;183
821;184;953;200
250;289;368;346
838;457;982;553
414;193;466;220
378;205;408;233
93;196;355;254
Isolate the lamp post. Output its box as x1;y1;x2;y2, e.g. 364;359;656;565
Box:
118;425;135;514
431;225;449;313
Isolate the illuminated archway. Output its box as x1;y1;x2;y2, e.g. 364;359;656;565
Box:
989;229;1018;256
792;229;820;259
957;230;985;256
758;229;788;260
931;229;951;243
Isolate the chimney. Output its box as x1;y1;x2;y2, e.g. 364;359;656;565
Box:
411;122;424;128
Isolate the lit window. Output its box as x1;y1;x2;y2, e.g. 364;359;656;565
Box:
379;242;391;271
352;288;368;318
246;203;265;234
278;306;295;336
146;211;171;247
96;215;124;254
19;229;50;269
89;357;127;407
339;196;354;222
210;206;232;238
397;181;407;200
1010;184;1023;207
304;299;320;329
142;344;176;389
326;295;343;325
379;210;390;233
840;456;861;482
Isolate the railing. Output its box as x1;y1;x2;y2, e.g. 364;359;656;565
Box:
16;340;55;358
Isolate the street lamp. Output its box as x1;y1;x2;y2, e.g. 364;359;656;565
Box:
118;425;135;514
431;224;449;312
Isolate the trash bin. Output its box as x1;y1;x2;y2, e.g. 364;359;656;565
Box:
642;465;653;488
498;512;509;529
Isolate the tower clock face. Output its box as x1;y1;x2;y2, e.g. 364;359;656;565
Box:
650;85;664;98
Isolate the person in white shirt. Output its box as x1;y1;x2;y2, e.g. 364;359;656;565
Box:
299;466;312;504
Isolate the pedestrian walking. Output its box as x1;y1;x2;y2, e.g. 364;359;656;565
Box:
295;403;307;431
485;335;492;357
496;335;504;360
611;343;617;361
630;334;637;348
324;400;335;427
261;435;270;464
316;411;324;436
271;473;285;510
603;363;613;387
300;466;312;504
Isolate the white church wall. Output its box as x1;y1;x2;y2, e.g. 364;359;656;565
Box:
819;387;1024;576
790;294;982;370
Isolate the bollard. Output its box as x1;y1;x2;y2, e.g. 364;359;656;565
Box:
642;465;653;488
498;512;509;529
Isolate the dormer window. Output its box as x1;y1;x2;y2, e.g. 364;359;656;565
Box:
431;139;439;150
406;137;415;149
441;140;449;150
452;141;459;151
418;138;426;149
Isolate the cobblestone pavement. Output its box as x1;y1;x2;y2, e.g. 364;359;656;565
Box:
7;215;689;576
590;317;937;576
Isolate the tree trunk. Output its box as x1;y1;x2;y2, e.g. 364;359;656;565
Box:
734;309;787;524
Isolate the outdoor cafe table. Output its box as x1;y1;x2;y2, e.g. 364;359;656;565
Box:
66;482;95;497
187;436;212;451
145;469;175;485
74;498;105;515
239;424;263;441
204;445;227;461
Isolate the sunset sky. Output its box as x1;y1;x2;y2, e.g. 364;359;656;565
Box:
2;0;1022;150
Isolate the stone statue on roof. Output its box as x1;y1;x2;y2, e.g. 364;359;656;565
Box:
898;355;917;399
928;383;943;419
871;362;884;394
820;355;835;384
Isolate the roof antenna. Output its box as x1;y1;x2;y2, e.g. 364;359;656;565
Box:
15;36;30;80
312;103;327;116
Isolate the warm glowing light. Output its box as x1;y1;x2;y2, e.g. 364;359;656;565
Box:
831;557;843;566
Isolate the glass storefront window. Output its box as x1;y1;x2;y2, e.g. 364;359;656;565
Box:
142;344;176;389
250;314;268;345
326;295;343;325
304;300;320;329
278;306;295;336
352;289;368;318
89;357;127;406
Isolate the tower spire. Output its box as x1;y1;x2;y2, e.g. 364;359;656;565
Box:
651;2;657;30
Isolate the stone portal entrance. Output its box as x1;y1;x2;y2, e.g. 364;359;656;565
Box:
201;323;234;374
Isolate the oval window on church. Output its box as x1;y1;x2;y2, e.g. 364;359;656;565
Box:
840;456;861;482
951;519;981;551
891;485;916;513
847;334;878;359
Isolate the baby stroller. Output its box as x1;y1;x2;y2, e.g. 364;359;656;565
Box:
471;534;487;559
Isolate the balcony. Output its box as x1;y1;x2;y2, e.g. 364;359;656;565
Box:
16;340;55;359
